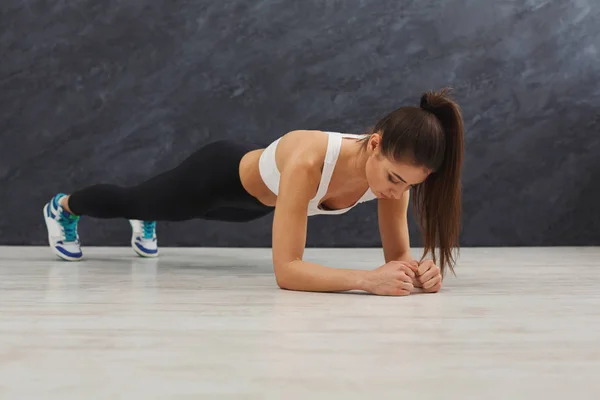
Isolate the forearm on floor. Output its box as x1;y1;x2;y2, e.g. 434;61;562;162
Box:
274;259;370;293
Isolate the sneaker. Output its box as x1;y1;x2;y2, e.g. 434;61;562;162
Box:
129;220;158;257
43;193;83;261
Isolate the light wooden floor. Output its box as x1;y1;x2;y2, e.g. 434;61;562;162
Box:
1;246;599;399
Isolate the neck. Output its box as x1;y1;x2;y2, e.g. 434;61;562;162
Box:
339;139;369;186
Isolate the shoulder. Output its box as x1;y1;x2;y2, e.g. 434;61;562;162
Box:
274;130;329;197
276;129;328;172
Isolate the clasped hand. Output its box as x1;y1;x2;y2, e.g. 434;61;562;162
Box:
366;259;442;296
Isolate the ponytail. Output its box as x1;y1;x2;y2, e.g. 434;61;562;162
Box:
412;88;464;276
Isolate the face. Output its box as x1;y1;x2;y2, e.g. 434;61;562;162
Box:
364;134;431;200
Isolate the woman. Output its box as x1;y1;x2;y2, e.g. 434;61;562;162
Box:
43;88;464;296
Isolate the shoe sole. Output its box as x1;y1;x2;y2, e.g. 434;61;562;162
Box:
131;238;159;258
43;204;83;262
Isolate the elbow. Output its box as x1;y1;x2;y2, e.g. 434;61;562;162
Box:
276;276;289;290
273;260;296;290
274;265;291;290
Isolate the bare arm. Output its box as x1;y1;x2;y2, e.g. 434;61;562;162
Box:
377;190;415;263
377;191;442;293
271;156;369;293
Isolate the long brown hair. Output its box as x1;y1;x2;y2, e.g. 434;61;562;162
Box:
362;88;464;276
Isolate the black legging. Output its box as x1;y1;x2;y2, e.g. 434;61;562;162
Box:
68;140;274;222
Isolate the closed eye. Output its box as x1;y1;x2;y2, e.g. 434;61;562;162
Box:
387;174;400;184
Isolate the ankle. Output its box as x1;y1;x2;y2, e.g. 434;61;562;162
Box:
59;195;76;215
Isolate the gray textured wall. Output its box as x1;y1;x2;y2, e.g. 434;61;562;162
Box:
1;0;599;248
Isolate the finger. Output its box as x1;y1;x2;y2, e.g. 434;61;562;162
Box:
396;274;414;286
422;274;441;289
420;267;439;283
417;260;433;276
398;271;415;283
399;265;415;278
425;282;442;293
423;274;442;290
398;280;414;291
406;263;418;274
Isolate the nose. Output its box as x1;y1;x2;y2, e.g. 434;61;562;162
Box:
387;190;401;200
389;185;408;199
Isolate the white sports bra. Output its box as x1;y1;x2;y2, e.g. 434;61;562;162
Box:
258;131;377;216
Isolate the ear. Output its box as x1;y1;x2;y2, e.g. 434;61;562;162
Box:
368;132;382;152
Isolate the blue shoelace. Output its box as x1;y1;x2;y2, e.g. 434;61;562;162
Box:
60;215;79;242
54;194;79;242
142;221;156;240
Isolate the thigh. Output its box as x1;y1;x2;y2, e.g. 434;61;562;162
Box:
128;140;246;219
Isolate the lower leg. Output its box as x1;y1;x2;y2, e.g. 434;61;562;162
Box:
60;195;75;215
65;182;195;221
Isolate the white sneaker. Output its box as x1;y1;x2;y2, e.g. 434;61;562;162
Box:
43;193;83;261
129;220;158;257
